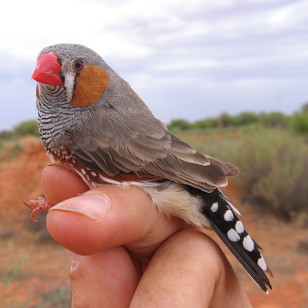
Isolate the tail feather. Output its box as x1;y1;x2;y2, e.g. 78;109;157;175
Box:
197;188;272;292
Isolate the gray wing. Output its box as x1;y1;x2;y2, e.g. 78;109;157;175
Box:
69;112;239;193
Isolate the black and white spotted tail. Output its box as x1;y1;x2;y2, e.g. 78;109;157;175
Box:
192;188;273;293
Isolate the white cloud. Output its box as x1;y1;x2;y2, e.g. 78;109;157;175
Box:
269;1;308;29
1;0;154;60
0;0;307;130
2;0;307;61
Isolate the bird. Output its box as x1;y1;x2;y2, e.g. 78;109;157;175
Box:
28;43;272;293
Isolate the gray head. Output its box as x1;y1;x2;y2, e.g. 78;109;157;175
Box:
32;43;159;148
40;44;104;67
33;43;119;106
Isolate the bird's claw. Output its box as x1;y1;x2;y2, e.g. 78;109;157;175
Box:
24;196;52;222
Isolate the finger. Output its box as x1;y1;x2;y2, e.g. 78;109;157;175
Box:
130;229;250;308
130;230;219;307
68;247;138;308
41;164;89;205
46;185;183;256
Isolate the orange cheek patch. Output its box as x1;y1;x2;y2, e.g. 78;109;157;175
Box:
70;65;110;107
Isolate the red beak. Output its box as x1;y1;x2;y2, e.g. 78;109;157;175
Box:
32;52;64;86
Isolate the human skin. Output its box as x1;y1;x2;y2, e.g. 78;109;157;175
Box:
42;165;252;308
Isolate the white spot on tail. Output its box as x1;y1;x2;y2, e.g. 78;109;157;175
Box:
211;202;219;212
243;235;255;251
227;229;240;242
235;220;244;233
81;169;86;175
257;255;267;271
91;171;97;177
224;210;234;221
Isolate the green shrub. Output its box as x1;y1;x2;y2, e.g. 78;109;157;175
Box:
167;119;192;131
13;120;39;137
234;112;259;126
291;113;308;134
217;112;235;127
192;118;219;130
258;112;290;128
167;107;305;132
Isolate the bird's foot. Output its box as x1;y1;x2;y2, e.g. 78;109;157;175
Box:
25;196;52;222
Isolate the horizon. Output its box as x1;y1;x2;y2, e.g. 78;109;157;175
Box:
2;107;305;133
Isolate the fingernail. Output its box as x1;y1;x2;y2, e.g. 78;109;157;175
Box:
50;193;110;221
66;250;80;271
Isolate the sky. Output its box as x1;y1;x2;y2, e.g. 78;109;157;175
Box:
1;0;308;130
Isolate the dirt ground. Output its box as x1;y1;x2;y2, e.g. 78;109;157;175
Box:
0;138;307;307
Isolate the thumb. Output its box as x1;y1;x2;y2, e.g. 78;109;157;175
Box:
46;185;181;256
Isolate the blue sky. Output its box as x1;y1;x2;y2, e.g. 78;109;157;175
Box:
1;0;307;130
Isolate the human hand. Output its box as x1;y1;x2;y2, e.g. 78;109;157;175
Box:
42;165;252;308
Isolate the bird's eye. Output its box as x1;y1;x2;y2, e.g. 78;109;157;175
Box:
74;60;84;71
